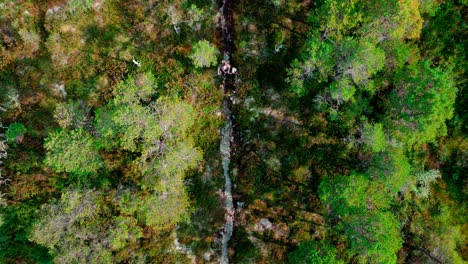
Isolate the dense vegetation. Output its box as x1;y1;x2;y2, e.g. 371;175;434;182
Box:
0;0;466;263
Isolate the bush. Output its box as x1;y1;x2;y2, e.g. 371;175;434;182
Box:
6;123;27;143
189;40;219;68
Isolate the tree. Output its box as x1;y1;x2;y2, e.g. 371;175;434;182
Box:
95;73;202;230
319;173;403;263
289;240;344;264
319;150;411;263
95;73;157;152
389;61;457;147
357;0;423;42
186;4;205;30
412;170;441;199
68;0;94;12
189;40;219;68
345;211;402;264
288;37;385;102
286;0;424;105
6;122;27;143
117;188;191;230
407;201;465;264
0;1;42;68
30;188;142;263
44;128;103;176
361;123;387;153
367;149;411;193
0;203;51;263
53;101;90;129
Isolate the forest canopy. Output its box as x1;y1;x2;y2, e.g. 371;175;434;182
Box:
0;0;466;263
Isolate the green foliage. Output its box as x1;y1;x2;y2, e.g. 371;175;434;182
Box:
95;73;202;230
6;122;27;143
289;240;344;264
412;170;441;198
418;0;441;16
0;204;52;263
345;211;402;264
380;39;416;70
0;86;20;111
189;40;219;68
357;0;423;41
389;61;457;147
53;101;89;129
319;148;411;263
96;73;202;186
68;0;94;12
113;72;157;105
320;173;390;215
0;0;465;262
96;73;157;151
186;4;204;29
117;187;191;230
406;192;466;263
140;190;191;228
286;0;424;116
320;173;403;263
337;39;385;88
362;123;386;152
286;34;335;94
44;129;103;176
94;105;122;150
321;149;412;212
320;173;363;212
109;216;143;250
368;149;411;193
30;188;143;263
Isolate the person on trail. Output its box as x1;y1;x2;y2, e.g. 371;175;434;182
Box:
218;60;238;76
230;67;237;74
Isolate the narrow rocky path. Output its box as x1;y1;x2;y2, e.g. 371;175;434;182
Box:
217;0;238;263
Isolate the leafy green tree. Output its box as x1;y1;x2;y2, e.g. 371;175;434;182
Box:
118;188;191;230
53;101;90;129
68;0;94;12
287;37;385;98
6;122;27;143
30;188;142;263
140;98;201;187
189;40;219;68
368;149;411;193
408;201;465;264
289;240;344;264
320;150;412;213
320;173;403;263
95;73;202;230
186;4;205;30
412;170;441;199
95;73;157;151
44;129;103;176
380;39;416;70
0;204;51;263
319;152;410;263
94;105;121;150
286;34;335;94
389;61;457;147
357;0;423;41
334;39;385;89
344;211;402;264
286;0;425;108
361;123;387;153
